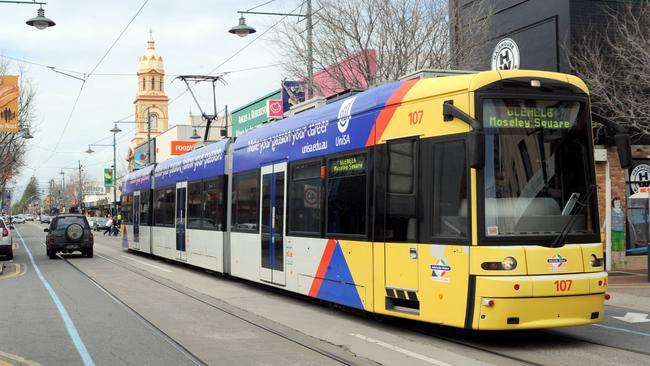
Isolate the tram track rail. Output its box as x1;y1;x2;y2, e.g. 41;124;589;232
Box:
58;242;650;366
59;250;369;366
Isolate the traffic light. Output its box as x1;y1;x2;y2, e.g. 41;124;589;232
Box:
104;168;113;187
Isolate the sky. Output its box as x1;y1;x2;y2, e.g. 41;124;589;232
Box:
1;0;303;199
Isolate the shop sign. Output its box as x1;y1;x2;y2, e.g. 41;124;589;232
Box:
267;99;283;118
232;90;281;137
171;140;197;155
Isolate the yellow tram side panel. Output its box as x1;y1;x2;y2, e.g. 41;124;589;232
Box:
373;243;471;328
337;240;375;311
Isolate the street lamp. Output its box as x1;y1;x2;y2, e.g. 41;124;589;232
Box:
25;5;55;29
0;1;56;30
86;125;120;216
229;0;314;96
190;128;201;139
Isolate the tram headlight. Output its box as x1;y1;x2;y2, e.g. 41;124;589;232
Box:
501;256;517;270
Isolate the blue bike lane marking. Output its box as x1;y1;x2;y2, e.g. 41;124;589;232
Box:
15;228;95;366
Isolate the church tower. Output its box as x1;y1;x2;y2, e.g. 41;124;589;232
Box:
128;31;169;170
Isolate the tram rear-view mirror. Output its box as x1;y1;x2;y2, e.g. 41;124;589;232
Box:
468;130;485;169
614;133;632;169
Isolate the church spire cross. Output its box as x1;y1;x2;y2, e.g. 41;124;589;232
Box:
147;29;155;49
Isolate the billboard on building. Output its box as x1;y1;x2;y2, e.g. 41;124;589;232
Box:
0;76;19;133
133;138;156;170
231;90;281;137
281;80;306;112
311;49;377;99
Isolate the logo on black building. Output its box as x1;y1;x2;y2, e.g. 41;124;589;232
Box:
491;38;520;71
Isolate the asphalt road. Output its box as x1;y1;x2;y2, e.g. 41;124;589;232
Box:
0;223;201;366
3;222;650;366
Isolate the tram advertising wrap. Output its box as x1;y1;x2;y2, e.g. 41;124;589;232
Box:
120;70;627;330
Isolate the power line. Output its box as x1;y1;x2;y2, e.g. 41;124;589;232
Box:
87;0;150;77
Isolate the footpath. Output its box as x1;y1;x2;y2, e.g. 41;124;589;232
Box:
607;268;650;313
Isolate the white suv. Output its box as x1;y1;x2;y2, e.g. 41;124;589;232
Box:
0;217;13;260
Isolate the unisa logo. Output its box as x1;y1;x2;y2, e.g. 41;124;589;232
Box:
430;258;452;282
337;96;356;133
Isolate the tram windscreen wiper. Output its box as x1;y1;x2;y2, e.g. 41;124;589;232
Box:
550;184;595;248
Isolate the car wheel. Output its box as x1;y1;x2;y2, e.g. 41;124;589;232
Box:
48;250;56;260
86;249;93;258
6;251;13;261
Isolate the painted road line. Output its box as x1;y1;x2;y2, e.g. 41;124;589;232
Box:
349;333;453;366
15;228;95;366
0;350;43;366
118;254;173;273
609;285;650;289
592;323;650;337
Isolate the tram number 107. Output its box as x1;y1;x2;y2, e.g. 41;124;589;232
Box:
554;279;573;292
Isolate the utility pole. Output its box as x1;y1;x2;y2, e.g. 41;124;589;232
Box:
78;160;83;214
60;170;65;212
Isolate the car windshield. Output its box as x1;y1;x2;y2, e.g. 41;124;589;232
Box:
54;216;87;230
481;98;597;240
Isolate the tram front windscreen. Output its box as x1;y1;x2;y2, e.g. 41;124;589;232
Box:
480;98;598;242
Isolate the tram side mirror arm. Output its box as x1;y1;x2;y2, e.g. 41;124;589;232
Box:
443;101;484;169
592;113;632;169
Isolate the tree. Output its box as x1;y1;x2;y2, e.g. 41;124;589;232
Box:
14;176;40;213
569;1;650;142
274;0;490;94
0;57;37;191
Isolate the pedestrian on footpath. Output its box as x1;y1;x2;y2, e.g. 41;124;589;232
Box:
114;212;122;236
104;215;113;236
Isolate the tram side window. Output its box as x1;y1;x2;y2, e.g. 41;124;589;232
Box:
122;194;133;224
232;171;259;232
187;181;203;229
140;190;151;226
432;140;468;239
289;160;323;236
203;177;226;231
387;139;418;242
154;187;175;227
326;153;367;237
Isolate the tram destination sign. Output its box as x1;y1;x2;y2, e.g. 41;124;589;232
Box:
483;100;579;130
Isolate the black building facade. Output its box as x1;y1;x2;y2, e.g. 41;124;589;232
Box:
451;0;626;72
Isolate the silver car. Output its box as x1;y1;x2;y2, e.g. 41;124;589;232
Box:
0;217;14;260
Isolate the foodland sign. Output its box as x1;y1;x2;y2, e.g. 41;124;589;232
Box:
171;140;197;155
232;90;281;137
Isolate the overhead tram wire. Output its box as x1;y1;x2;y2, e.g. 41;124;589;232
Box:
164;2;304;110
35;0;150;169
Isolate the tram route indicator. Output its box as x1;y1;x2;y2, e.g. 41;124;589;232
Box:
485;104;575;129
330;155;366;176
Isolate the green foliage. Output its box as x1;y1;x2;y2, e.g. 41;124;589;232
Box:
13;176;40;213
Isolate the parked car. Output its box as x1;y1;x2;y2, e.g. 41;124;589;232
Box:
24;214;34;221
0;217;13;260
44;214;93;259
11;216;26;224
88;217;108;231
40;215;51;224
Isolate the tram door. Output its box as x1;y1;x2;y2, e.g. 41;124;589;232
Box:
383;139;419;305
133;191;141;248
260;162;287;286
175;181;187;261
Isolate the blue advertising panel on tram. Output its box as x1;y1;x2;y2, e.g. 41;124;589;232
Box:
123;164;154;194
153;138;229;187
232;81;407;172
